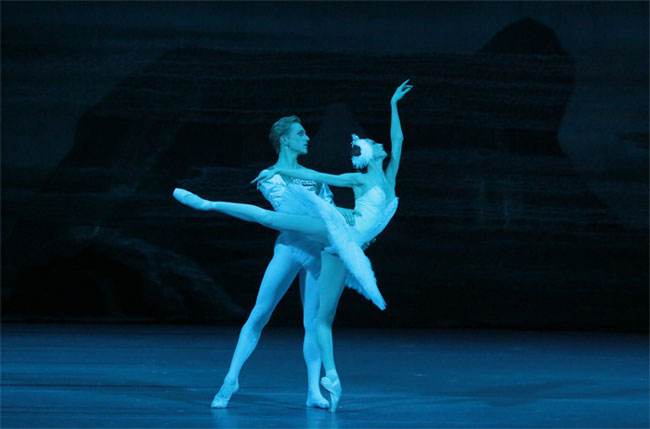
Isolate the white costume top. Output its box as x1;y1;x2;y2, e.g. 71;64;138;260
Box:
283;184;398;310
258;172;334;279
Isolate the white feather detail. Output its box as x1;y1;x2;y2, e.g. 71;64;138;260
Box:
351;134;374;170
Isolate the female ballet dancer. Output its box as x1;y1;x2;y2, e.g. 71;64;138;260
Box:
174;80;412;411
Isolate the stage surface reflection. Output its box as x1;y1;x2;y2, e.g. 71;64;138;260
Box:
2;324;647;428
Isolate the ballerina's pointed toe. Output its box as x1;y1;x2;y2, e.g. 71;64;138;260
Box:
173;188;199;207
210;396;228;409
172;188;215;211
210;381;239;408
172;188;190;201
320;376;342;412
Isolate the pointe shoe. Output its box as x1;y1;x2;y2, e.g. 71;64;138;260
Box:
320;376;342;412
173;188;213;211
210;381;239;408
172;188;193;203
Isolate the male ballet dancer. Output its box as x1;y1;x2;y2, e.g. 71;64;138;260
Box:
210;116;357;408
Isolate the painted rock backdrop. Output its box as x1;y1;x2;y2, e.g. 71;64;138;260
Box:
2;3;647;331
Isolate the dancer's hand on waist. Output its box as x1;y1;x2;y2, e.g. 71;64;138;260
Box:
361;237;376;251
336;207;360;226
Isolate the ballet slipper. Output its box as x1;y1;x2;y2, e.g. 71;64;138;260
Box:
210;380;239;408
305;392;329;409
320;376;342;412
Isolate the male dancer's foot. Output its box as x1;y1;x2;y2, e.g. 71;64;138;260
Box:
320;371;342;412
306;389;329;409
211;379;239;408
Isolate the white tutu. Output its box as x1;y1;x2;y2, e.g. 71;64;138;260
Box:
282;184;398;310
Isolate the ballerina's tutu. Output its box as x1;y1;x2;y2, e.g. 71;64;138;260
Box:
281;184;398;310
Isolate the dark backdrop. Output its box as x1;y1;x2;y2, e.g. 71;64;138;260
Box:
2;1;648;331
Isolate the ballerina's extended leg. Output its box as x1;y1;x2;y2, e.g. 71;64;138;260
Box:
173;188;328;239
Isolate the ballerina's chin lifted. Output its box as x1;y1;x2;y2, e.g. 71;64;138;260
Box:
173;79;412;412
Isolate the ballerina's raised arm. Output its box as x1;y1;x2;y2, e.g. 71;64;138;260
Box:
253;79;411;189
384;79;412;185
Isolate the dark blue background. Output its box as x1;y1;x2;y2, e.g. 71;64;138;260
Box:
2;1;648;331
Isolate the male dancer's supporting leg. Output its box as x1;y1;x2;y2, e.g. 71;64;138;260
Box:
212;244;328;409
174;189;333;408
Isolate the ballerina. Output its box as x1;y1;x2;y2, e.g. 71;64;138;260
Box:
174;80;412;411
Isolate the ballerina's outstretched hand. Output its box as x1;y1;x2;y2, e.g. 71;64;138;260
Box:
391;79;413;104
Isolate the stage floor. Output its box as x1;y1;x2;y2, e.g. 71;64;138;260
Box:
1;323;648;428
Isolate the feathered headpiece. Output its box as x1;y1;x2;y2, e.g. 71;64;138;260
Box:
351;134;374;169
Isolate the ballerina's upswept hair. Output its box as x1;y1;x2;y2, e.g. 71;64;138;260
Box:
350;134;374;170
269;115;301;154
